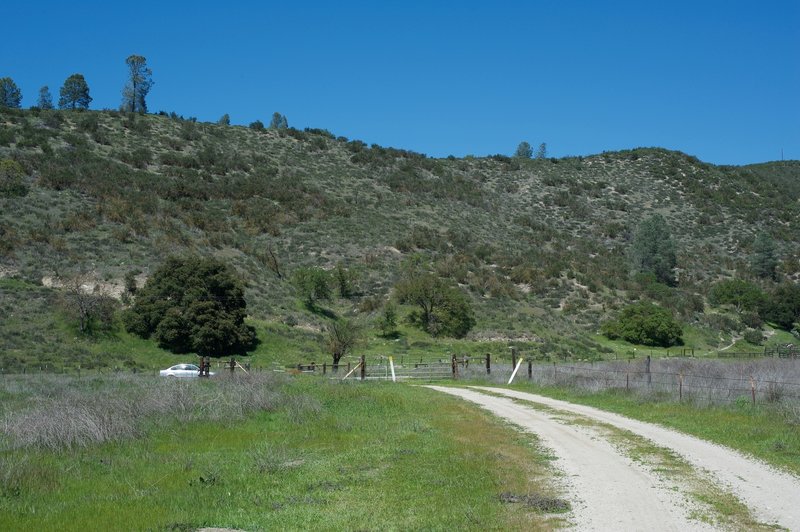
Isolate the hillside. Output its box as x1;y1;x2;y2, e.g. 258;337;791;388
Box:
1;107;799;367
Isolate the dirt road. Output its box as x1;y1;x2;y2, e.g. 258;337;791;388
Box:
426;385;800;530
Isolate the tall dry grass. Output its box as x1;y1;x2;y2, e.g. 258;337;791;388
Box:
462;357;800;420
0;372;293;450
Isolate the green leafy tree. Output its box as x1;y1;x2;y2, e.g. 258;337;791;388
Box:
751;233;778;280
0;77;22;108
123;256;257;357
37;86;53;109
249;119;265;131
601;302;683;347
629;214;677;285
121;55;153;113
514;141;532;159
334;263;359;298
323;319;363;369
291;267;332;308
59;74;92;109
708;279;766;313
217;113;231;126
536;142;548;159
270;112;288;129
395;272;475;338
378;303;398;338
759;283;800;330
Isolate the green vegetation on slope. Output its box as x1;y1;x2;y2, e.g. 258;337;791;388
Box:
1;107;799;366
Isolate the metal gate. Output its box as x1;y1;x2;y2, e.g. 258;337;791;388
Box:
362;357;453;381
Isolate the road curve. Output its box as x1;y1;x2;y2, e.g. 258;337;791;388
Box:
426;385;716;531
471;386;800;530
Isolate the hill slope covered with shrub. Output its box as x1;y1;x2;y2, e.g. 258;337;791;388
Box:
1;107;798;365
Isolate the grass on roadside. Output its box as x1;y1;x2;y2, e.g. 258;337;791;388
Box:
0;376;567;531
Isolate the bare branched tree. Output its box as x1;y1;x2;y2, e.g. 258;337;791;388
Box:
59;272;116;335
323;319;362;371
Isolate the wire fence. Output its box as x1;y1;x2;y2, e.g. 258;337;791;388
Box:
460;357;800;407
4;351;800;410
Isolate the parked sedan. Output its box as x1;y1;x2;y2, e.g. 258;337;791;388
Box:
159;363;214;378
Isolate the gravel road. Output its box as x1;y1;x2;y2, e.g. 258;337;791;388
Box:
426;385;800;530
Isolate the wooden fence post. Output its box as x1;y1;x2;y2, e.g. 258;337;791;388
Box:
510;347;517;368
229;357;235;373
360;355;366;381
527;360;532;379
486;353;491;375
452;354;458;380
750;376;756;406
552;361;556;381
645;355;651;386
679;373;683;402
323;362;327;375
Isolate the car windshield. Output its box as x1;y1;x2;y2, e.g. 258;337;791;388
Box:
170;364;198;371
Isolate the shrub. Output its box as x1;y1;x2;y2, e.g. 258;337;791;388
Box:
743;328;764;345
759;283;800;330
0;221;19;255
0;159;28;197
601;302;683;347
333;263;359;298
702;312;741;333
118;147;152;169
291;267;332;308
378;303;398;337
708;279;765;312
0;127;15;146
740;311;764;330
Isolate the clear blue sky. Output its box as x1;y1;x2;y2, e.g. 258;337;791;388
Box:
4;1;798;165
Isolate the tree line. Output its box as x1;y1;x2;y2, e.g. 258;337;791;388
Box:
0;55;153;112
2;57;290;131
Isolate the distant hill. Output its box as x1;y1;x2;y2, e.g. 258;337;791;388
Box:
1;107;798;364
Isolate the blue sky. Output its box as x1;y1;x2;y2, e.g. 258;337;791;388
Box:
4;1;798;164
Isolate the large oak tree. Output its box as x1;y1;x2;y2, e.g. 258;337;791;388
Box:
123;256;257;357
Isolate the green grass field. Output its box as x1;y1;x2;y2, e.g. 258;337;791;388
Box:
0;376;567;531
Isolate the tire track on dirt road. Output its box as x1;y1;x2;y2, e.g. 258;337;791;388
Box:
475;387;800;529
463;386;800;530
426;386;717;531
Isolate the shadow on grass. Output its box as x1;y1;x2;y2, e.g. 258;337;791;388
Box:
305;303;338;320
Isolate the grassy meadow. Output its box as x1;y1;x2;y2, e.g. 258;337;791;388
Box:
0;373;568;531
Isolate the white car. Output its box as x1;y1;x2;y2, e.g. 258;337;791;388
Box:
159;363;214;378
